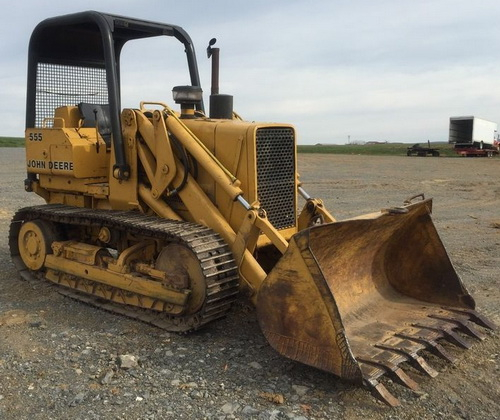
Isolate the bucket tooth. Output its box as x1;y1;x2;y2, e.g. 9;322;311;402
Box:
428;314;486;340
364;378;400;407
375;343;439;377
392;367;419;391
358;357;419;391
396;332;457;363
411;355;439;378
412;323;472;349
444;308;497;330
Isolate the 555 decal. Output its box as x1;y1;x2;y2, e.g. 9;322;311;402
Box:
28;132;43;141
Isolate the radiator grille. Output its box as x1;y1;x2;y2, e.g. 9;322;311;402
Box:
35;63;108;127
256;127;296;230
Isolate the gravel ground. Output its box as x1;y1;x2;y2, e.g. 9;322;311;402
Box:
0;148;499;419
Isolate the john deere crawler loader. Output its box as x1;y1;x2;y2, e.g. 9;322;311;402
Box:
10;11;495;406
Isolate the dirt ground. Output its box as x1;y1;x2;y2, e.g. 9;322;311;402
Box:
0;148;499;419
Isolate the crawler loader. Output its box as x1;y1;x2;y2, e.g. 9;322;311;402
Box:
10;11;495;406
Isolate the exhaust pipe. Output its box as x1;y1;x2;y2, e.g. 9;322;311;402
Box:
207;38;233;119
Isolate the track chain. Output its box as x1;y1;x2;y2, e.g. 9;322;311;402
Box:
9;204;240;332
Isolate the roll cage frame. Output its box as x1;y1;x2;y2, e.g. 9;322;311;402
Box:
26;10;203;180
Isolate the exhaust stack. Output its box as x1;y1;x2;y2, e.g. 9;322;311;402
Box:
207;38;233;119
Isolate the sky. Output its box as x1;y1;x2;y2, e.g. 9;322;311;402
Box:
1;0;500;144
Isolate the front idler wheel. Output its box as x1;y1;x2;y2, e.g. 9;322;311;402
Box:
17;220;58;271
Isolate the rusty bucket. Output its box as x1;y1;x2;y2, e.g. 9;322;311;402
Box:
256;199;495;405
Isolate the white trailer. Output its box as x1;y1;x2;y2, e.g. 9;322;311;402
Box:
449;116;497;147
449;116;499;157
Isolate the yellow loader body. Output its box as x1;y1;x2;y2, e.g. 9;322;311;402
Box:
11;11;495;407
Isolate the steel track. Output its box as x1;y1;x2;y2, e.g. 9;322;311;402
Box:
9;204;240;332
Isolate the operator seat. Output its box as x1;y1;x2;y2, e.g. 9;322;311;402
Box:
78;103;112;146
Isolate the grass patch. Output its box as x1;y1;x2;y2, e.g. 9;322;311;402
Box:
298;142;457;157
0;137;25;147
0;136;460;157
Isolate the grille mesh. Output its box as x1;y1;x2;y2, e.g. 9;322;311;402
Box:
256;127;296;230
35;63;108;127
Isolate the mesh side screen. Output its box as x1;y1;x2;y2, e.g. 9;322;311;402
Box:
35;63;108;128
256;127;296;230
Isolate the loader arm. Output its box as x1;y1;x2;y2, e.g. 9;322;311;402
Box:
122;106;496;401
122;105;281;299
125;103;348;298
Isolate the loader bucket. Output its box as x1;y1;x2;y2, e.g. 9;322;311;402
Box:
257;199;495;406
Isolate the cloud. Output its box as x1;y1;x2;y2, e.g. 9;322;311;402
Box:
1;1;500;143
